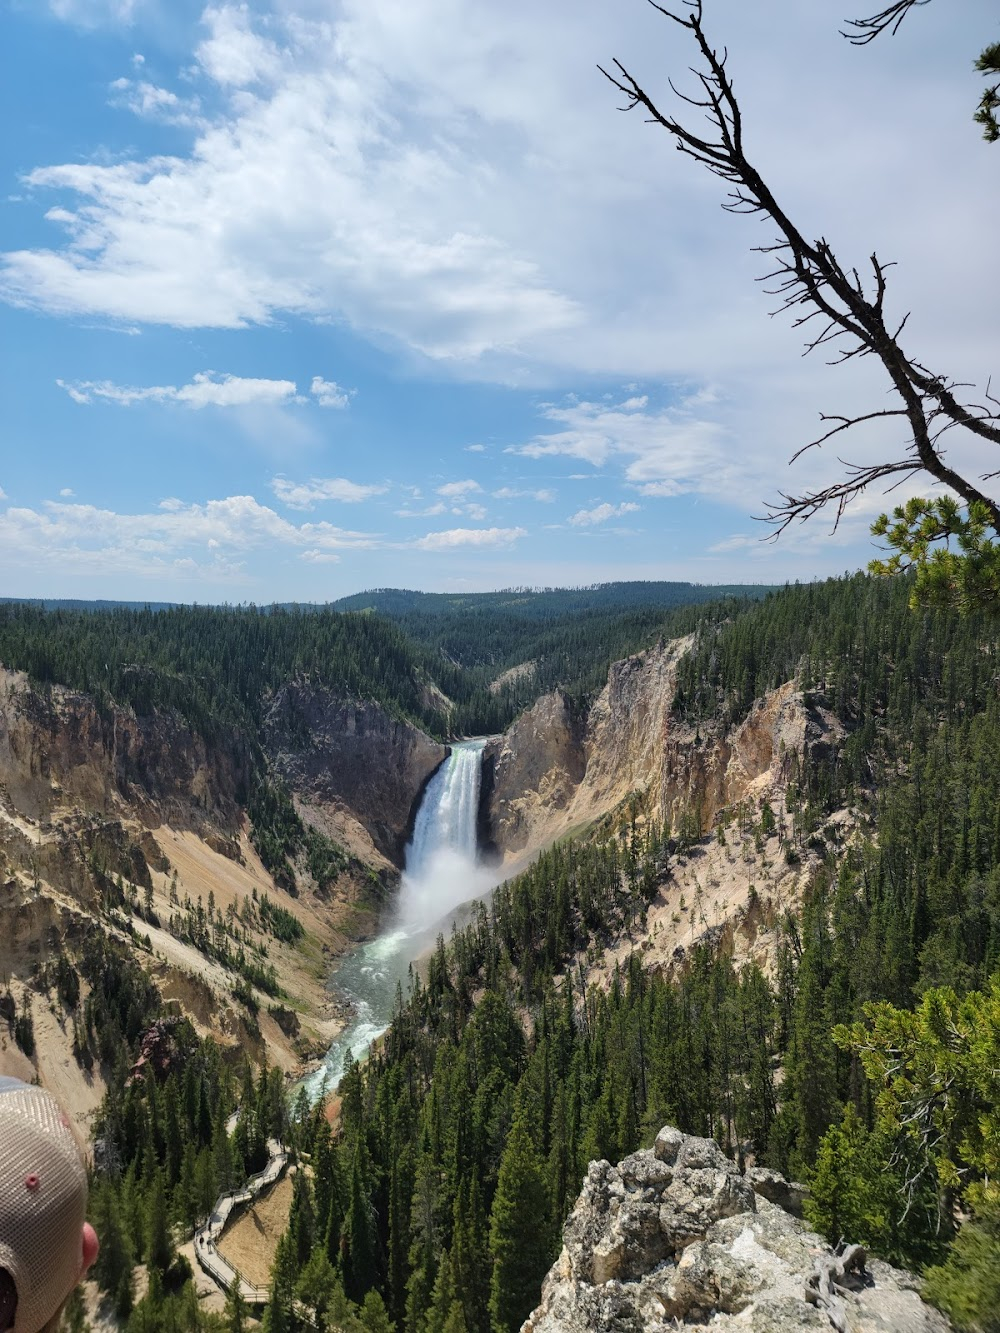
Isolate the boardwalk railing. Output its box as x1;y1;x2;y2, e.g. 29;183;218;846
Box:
193;1136;289;1305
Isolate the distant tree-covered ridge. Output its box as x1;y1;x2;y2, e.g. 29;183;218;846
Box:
0;583;772;742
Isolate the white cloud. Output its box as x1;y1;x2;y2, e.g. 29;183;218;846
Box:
395;502;447;518
510;395;743;500
569;502;640;527
465;444;486;453
108;78;205;128
59;487;75;498
0;494;380;581
436;479;482;498
0;487;6;500
310;376;351;409
57;370;299;409
492;486;555;502
271;477;386;509
463;502;488;520
300;549;342;564
414;526;526;550
195;5;284;88
3;4;578;355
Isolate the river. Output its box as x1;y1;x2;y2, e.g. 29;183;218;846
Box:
300;738;496;1101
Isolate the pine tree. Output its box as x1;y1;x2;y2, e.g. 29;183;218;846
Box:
488;1106;552;1333
225;1282;249;1333
359;1289;395;1333
295;1249;347;1331
342;1142;379;1302
145;1169;174;1278
263;1229;299;1333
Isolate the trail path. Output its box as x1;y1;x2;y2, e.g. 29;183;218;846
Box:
193;1135;289;1305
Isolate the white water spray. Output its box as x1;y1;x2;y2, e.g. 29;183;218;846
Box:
398;739;493;928
301;739;492;1100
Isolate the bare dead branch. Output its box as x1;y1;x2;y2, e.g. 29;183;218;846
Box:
601;2;1000;537
842;0;930;46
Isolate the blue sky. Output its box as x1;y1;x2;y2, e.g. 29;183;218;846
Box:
1;0;997;601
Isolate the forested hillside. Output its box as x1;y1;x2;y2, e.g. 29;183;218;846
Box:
332;582;772;734
291;573;999;1329
62;572;1000;1331
0;602;441;739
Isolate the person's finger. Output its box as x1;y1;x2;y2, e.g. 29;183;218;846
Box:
81;1224;99;1276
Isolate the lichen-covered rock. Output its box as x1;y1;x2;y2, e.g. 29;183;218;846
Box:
746;1165;809;1218
522;1128;951;1333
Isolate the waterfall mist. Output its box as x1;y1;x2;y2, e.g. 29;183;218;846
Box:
397;739;493;929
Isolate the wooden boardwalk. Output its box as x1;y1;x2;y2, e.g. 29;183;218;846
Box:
193;1137;289;1305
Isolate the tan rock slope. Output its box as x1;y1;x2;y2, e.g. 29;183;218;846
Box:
524;1127;949;1332
0;667;443;1129
482;637;843;862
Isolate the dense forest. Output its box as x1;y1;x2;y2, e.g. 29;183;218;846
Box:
43;572;1000;1330
0;582;772;740
330;582;771;734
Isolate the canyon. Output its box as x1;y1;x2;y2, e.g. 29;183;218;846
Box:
0;629;842;1133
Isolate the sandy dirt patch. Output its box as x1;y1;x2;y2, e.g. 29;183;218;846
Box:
216;1173;295;1287
0;979;105;1139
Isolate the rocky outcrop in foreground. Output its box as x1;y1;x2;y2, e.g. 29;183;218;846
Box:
524;1128;948;1333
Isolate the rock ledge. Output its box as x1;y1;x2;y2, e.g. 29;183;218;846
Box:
522;1126;949;1332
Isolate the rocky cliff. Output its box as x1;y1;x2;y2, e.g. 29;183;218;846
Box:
0;668;249;834
482;638;843;860
0;667;449;1124
262;681;448;867
525;1127;948;1332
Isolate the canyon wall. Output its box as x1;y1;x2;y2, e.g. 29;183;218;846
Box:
0;668;249;834
482;637;843;858
262;681;448;866
0;668;448;1121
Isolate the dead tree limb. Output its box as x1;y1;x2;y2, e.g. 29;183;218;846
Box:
599;1;1000;537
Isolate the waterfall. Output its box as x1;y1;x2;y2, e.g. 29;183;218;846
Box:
301;738;491;1100
407;741;484;874
397;739;491;927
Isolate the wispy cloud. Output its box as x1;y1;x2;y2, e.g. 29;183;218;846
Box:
510;395;740;500
436;480;482;498
0;494;380;581
492;486;555;502
271;477;386;509
108;77;205;128
310;376;352;409
395;502;447;518
569;502;640;527
57;371;299;409
414;526;526;551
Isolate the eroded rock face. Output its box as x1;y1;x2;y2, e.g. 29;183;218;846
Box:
523;1128;950;1333
480;692;586;856
0;668;249;832
480;638;844;864
263;682;447;865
